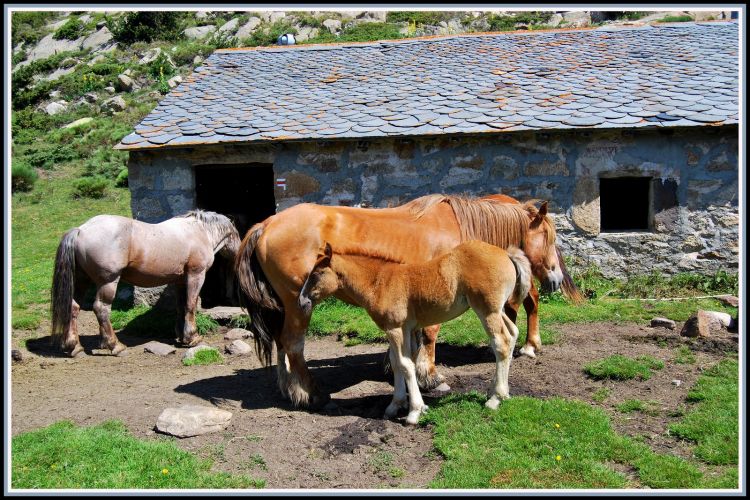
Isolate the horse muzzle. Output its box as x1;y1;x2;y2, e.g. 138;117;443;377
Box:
298;295;313;316
542;270;564;294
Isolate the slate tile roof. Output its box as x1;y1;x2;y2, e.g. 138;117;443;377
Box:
116;21;739;150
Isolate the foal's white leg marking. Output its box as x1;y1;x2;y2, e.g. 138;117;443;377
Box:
384;346;407;419
519;344;537;359
386;328;428;425
482;311;518;410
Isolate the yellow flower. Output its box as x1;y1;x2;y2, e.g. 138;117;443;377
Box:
162;468;169;474
555;455;561;461
554;423;560;429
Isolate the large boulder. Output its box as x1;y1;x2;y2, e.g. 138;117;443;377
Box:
323;19;341;34
155;405;232;438
24;33;83;64
218;18;240;33
116;73;134;92
680;310;735;338
81;26;113;50
183;25;216;40
562;11;591;27
44;100;68;115
63;117;94;129
236;17;261;40
102;95;127;113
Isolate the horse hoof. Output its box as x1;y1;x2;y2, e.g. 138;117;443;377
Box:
485;398;501;410
432;382;451;394
309;392;331;410
68;345;85;358
111;343;127;356
184;335;204;347
519;346;537;359
405;411;422;426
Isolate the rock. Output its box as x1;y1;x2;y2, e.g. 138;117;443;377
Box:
155;405;232;438
184;25;216;40
548;13;564;27
143;341;177;356
182;344;214;361
44;101;68;115
167;75;182;88
236;17;261;40
39;66;76;82
60;57;78;68
123;68;133;76
87;54;107;66
104;86;116;94
323;19;342;34
102;95;127;113
671;379;682;387
680;310;730;338
261;11;286;23
96;20;107;29
219;18;240;33
201;306;243;323
48;90;61;99
12;350;23;362
63;117;94;129
117;73;134;92
224;328;252;340
195;11;210;20
193;55;204;65
138;47;163;65
650;317;676;330
562;11;592;28
357;11;387;22
716;295;739;308
295;26;319;43
225;339;252;356
24;33;82;64
81;26;113;50
83;92;98;103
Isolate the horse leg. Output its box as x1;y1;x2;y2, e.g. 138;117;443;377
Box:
384;341;408;419
182;271;206;347
64;299;84;357
93;280;126;355
173;284;187;344
416;324;447;390
386;327;428;425
481;311;519;410
278;306;329;409
518;283;540;358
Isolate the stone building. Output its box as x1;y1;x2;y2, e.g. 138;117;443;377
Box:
117;21;739;304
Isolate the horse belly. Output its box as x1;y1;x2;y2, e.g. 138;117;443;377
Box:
414;295;469;328
121;268;184;287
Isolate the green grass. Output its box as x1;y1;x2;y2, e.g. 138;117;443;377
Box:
616;399;660;416
658;15;694;22
674;345;696;365
11;420;264;489
669;359;739;465
584;355;664;381
368;450;404;479
182;348;223;366
423;393;717;489
592;387;611;403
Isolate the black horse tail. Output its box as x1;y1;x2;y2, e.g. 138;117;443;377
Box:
235;221;284;368
50;228;79;349
556;246;585;305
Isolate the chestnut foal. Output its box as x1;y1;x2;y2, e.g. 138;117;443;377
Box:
299;240;532;425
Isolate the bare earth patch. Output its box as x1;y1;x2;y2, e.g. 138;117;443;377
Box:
11;312;738;489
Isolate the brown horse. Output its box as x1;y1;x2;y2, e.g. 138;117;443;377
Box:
51;210;241;357
235;193;579;408
299;240;532;424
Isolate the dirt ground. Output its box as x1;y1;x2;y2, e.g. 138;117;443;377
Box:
10;311;739;489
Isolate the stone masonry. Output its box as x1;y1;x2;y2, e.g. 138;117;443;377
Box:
129;125;739;278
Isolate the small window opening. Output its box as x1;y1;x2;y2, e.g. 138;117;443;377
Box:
600;177;651;232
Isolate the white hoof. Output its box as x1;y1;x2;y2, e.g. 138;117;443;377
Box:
433;382;451;393
519;345;537;358
485;397;501;410
406;411;421;426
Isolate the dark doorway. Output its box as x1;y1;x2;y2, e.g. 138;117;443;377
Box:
600;177;651;232
194;163;276;307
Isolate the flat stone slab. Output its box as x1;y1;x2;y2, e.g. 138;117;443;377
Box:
201;306;244;323
650;317;676;330
143;341;177;356
224;328;252;340
155;405;232;438
717;295;739;307
225;339;252;356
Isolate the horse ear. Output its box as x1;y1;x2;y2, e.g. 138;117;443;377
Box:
538;201;548;217
324;242;333;259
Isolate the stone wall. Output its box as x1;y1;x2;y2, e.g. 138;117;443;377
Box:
128;125;739;278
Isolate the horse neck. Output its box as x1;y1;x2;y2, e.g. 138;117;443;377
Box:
330;255;398;310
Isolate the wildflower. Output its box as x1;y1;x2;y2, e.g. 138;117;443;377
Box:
162;468;169;474
554;423;560;429
555;455;561;461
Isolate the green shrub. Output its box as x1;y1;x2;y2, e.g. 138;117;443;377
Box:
386;11;455;25
616;11;649;20
115;168;129;187
148;52;177;80
53;16;85;40
24;143;80;170
488;11;553;31
659;15;693;22
337;22;403;42
12;49;27;65
83;148;128;180
108;12;187;43
11;11;57;46
171;42;213;66
207;30;238;49
11;161;38;193
73;176;109;199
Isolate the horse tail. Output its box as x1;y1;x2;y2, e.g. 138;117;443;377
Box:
234;221;283;367
506;245;532;307
50;228;79;349
556;246;585;305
